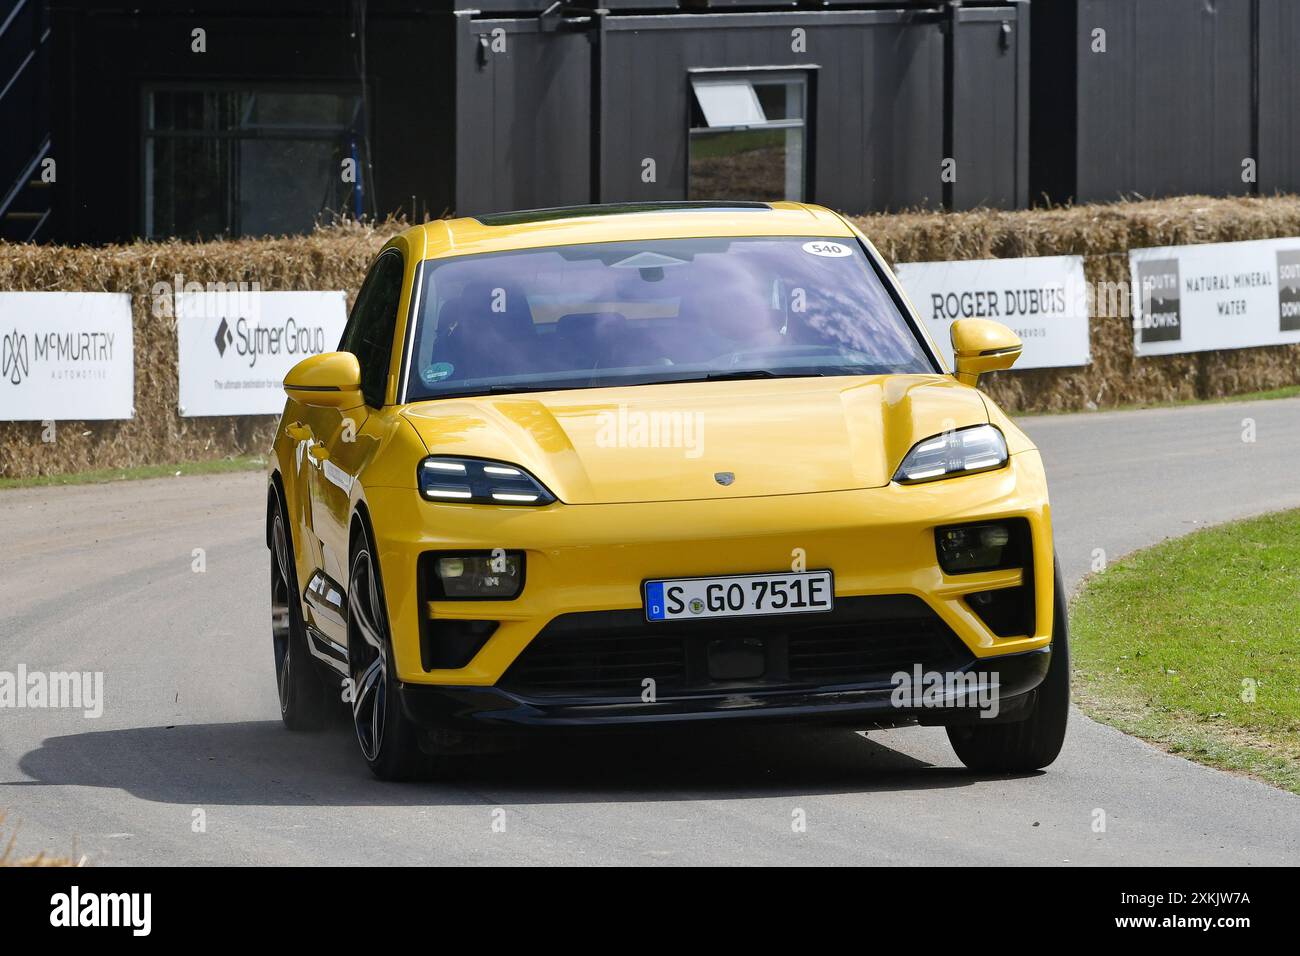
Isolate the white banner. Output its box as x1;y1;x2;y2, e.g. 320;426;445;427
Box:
177;290;348;417
0;292;134;421
894;256;1091;370
1130;237;1300;356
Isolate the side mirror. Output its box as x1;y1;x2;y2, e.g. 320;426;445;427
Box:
284;352;364;409
950;319;1022;387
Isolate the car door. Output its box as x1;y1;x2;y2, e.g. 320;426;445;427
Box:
306;248;405;598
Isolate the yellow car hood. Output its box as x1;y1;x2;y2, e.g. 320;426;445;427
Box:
400;375;988;505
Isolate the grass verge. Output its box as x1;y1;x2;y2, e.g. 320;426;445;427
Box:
0;455;265;490
1071;510;1300;795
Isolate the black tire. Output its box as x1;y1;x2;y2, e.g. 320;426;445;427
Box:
270;492;333;731
947;557;1070;772
347;521;434;781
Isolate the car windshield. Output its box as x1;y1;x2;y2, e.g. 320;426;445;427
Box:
404;235;936;400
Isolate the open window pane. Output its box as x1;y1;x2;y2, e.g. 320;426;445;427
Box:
753;79;803;122
691;78;765;129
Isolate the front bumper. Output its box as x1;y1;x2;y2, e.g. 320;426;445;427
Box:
364;449;1055;706
397;646;1051;733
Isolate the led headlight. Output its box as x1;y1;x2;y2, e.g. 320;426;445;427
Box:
894;424;1008;484
418;456;556;505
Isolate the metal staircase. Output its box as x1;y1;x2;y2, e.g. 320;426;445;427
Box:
0;0;52;242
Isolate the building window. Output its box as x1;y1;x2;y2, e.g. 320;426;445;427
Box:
143;88;364;240
689;72;808;203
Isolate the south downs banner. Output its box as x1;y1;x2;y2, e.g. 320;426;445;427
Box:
177;290;349;417
893;256;1091;370
0;292;135;421
1130;237;1300;356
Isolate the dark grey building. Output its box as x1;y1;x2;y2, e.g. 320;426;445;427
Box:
460;5;1029;216
1;0;1032;243
1;0;1295;245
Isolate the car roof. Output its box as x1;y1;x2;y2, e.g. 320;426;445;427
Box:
406;201;855;261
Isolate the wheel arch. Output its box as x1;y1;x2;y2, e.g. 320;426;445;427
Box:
349;497;378;555
267;470;286;550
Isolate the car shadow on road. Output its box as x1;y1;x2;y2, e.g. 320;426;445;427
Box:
11;719;1024;807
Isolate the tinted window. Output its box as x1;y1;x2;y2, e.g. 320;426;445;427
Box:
143;89;364;240
341;251;404;407
404;236;934;401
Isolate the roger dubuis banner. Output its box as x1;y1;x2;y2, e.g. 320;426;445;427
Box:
893;256;1091;370
0;292;135;421
1130;237;1300;356
177;290;348;417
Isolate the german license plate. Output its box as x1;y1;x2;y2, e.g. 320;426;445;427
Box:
643;570;834;622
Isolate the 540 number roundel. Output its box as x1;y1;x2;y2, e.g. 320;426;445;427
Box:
645;570;834;622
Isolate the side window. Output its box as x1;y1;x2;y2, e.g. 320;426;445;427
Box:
340;251;405;407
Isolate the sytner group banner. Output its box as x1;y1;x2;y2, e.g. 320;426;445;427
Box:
0;292;134;421
1130;237;1300;356
894;255;1091;370
177;290;348;417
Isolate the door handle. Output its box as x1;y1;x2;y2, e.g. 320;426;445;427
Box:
286;422;312;443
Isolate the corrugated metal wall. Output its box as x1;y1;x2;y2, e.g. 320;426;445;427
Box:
1035;0;1300;204
950;3;1030;210
1076;0;1254;201
453;5;1031;216
598;11;946;212
1259;0;1300;195
453;13;594;215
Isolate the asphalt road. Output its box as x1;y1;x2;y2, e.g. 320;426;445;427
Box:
2;398;1299;865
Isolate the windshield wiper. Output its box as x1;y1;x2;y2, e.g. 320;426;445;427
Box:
701;369;826;382
485;384;571;394
432;369;832;399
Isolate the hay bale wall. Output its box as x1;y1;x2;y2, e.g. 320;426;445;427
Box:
854;195;1300;413
2;197;1299;479
0;222;386;479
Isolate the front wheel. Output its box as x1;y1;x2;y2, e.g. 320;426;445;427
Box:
348;524;433;781
947;558;1070;772
270;496;332;731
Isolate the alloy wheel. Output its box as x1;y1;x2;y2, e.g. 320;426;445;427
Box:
271;514;294;713
348;546;388;762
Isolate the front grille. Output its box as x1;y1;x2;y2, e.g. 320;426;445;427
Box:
499;595;973;698
787;615;964;681
500;633;688;694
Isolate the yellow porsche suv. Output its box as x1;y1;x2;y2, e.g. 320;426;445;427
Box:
267;201;1068;780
